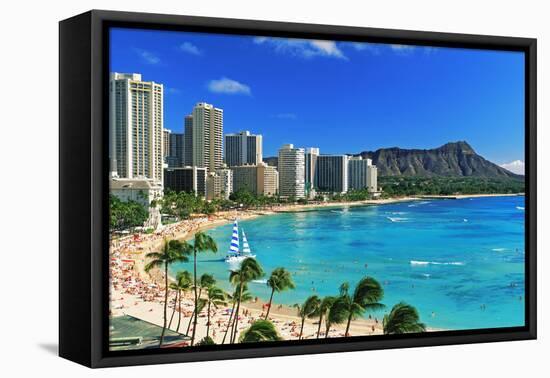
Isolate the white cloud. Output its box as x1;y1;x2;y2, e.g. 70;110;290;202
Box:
179;42;202;56
253;37;347;60
390;44;416;56
500;160;525;175
207;77;251;95
348;42;381;54
134;48;160;64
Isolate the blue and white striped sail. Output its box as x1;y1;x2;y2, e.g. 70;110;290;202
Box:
241;230;252;255
228;220;240;255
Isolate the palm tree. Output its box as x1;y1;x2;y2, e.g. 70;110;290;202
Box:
294;295;321;340
383;302;426;334
185;273;216;335
206;286;227;338
188;232;218;346
239;320;282;343
199;273;216;292
144;239;191;346
325;296;348;338
333;277;385;337
196;336;216;346
222;283;252;344
229;257;264;343
265;268;295;319
313;296;336;338
168;270;192;332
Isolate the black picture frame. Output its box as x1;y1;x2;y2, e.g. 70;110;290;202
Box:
59;9;537;368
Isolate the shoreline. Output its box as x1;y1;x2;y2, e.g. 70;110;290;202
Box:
109;192;522;345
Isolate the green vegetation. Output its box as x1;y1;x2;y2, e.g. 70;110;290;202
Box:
383;302;426;334
222;283;253;344
109;195;148;231
294;295;321;340
313;296;337;339
196;336;216;346
144;240;191;346
240;320;282;343
229;258;264;344
329;188;375;202
333;278;385;337
265;267;295;319
379;176;524;197
186;232;218;346
168;270;192;333
205;286;227;338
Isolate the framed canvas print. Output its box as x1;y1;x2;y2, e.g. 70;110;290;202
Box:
59;10;537;368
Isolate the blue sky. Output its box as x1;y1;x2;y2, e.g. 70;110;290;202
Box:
110;28;525;168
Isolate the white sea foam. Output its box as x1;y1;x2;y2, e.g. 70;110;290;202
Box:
252;279;267;284
410;260;465;266
387;217;409;222
492;248;507;252
516;206;525;210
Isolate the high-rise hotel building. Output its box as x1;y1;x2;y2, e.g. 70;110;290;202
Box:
184;115;193;166
163;129;171;158
278;144;305;199
192;103;223;172
224;131;263;167
305;147;320;197
232;163;278;197
206;167;234;200
168;132;185;167
367;164;378;193
316;155;349;193
348;156;378;192
348;156;371;190
109;73;164;184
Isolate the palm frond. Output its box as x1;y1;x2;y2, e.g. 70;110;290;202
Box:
383;302;426;335
239;320;282;343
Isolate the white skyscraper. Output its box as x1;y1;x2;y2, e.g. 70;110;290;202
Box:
109;73;164;184
367;165;378;193
278;144;305;199
224;131;263;167
192;102;223;172
348;156;372;191
305;147;320;197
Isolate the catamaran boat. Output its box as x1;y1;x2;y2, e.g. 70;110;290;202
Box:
225;220;256;264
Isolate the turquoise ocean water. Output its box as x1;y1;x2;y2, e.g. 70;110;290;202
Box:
171;196;525;331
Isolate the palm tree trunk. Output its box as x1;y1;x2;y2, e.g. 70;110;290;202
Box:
229;305;240;343
325;321;331;339
265;288;275;320
345;313;353;337
191;249;198;346
316;313;323;338
186;287;203;336
206;300;211;338
176;290;182;332
299;316;305;340
186;308;195;335
160;261;169;346
222;300;236;344
231;278;244;344
168;290;178;329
